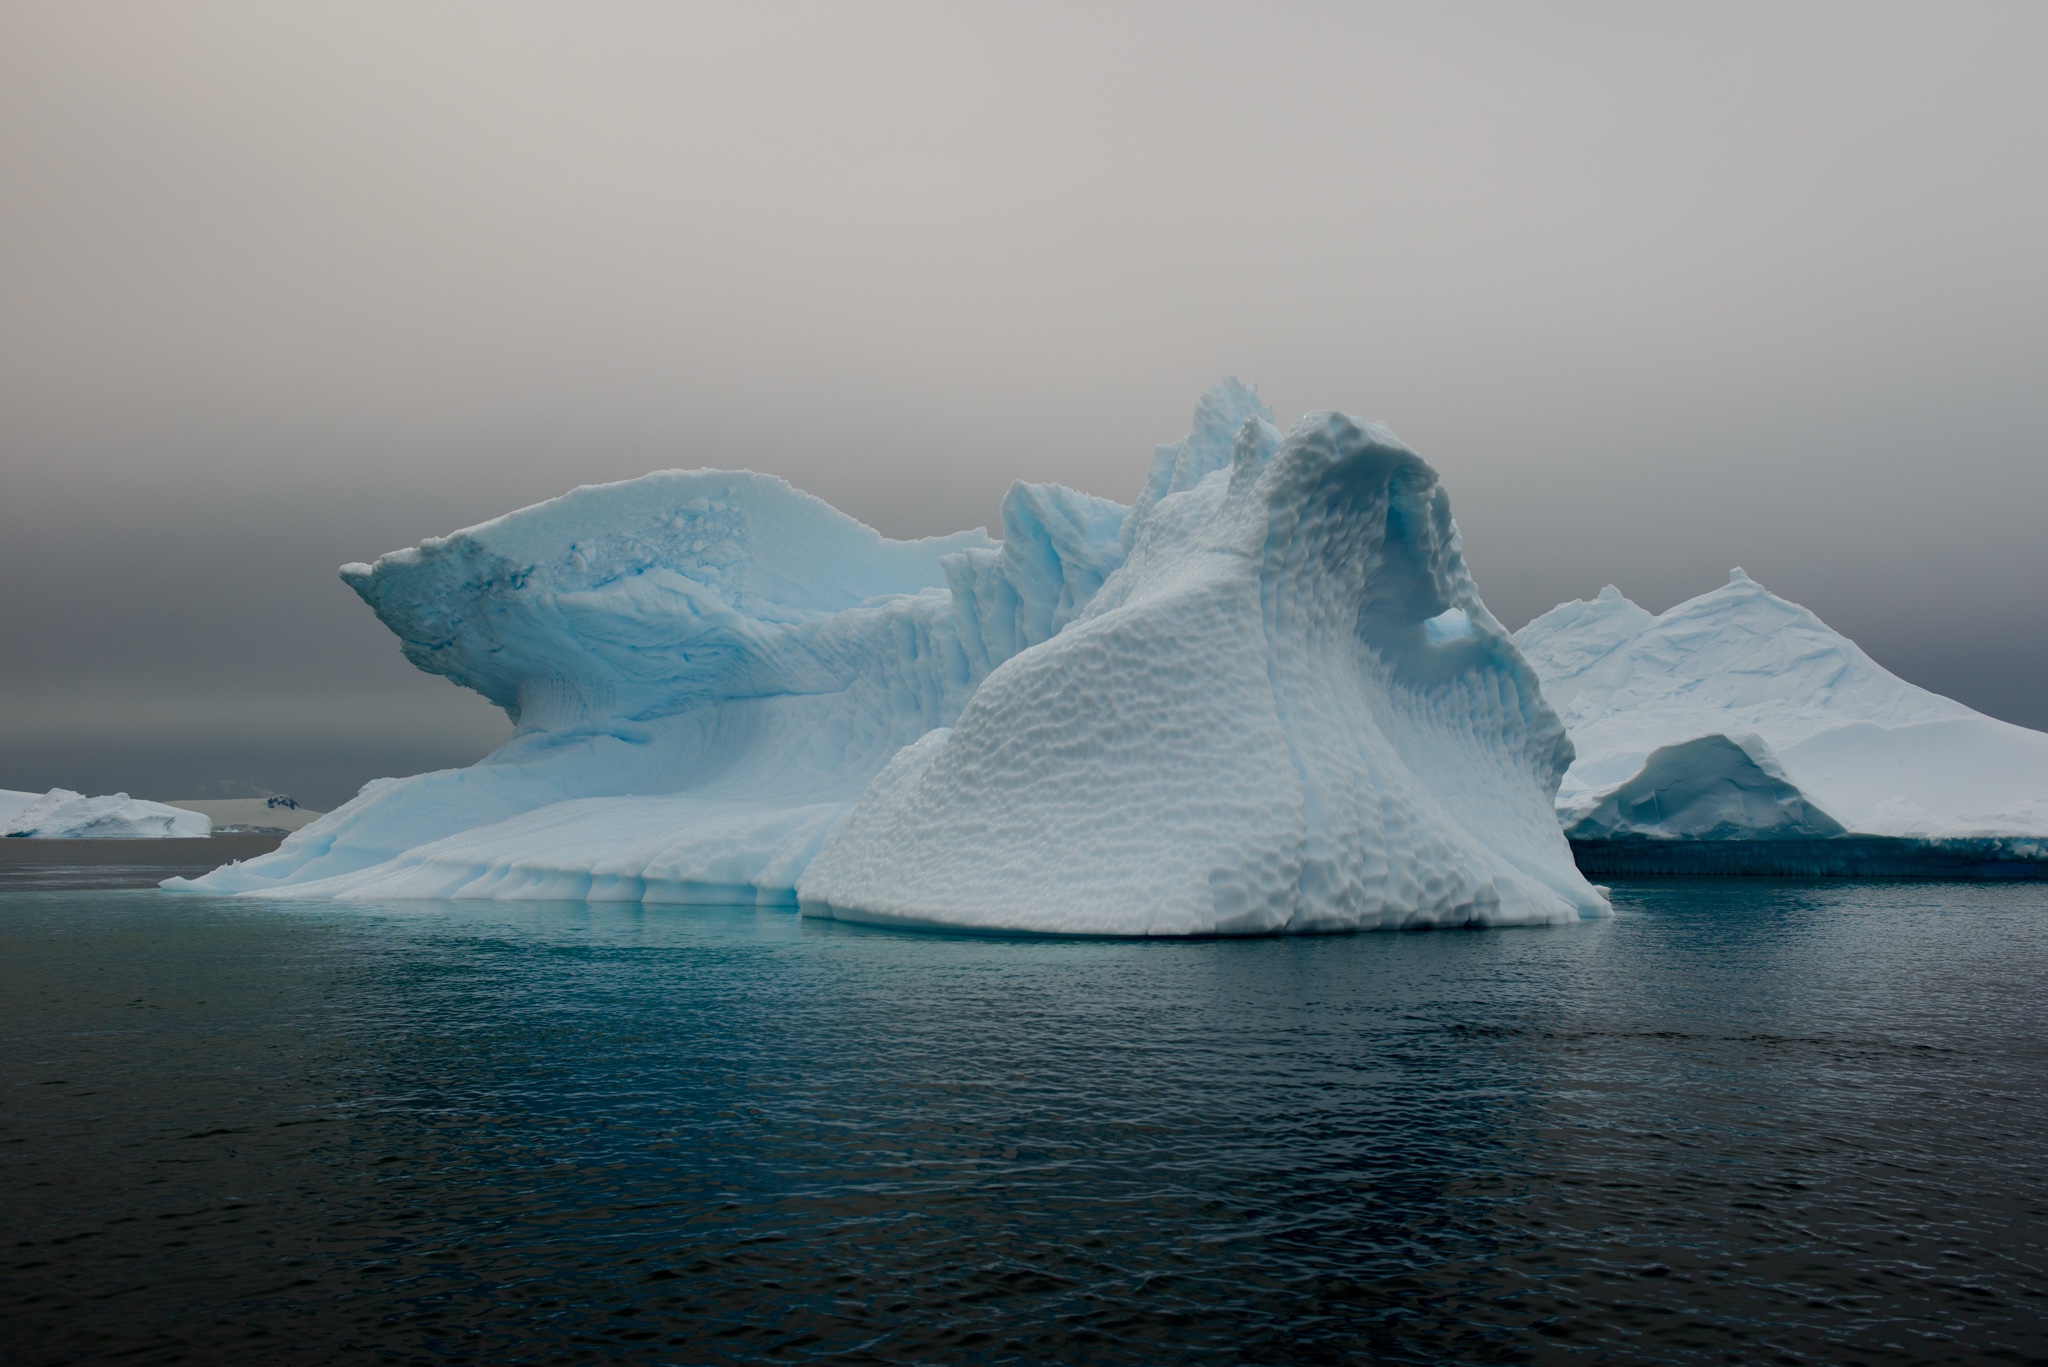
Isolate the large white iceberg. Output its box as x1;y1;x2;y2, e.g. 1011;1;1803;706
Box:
801;410;1603;932
1515;572;2048;869
170;382;1607;932
4;788;212;839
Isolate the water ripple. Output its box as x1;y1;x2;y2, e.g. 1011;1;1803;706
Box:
1;882;2044;1363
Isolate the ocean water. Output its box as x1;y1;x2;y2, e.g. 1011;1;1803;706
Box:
2;882;2044;1365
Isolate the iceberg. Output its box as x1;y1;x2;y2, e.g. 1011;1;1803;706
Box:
800;410;1603;932
170;382;1607;932
5;788;213;839
1516;572;2048;873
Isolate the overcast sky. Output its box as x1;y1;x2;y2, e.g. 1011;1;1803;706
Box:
3;1;2045;808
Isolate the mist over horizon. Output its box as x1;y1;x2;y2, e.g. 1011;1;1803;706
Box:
4;1;2045;810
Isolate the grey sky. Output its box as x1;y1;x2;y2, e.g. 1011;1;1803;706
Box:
3;1;2045;808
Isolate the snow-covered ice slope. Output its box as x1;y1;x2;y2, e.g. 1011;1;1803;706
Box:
1516;572;2048;849
6;789;212;839
799;410;1606;933
170;381;1606;930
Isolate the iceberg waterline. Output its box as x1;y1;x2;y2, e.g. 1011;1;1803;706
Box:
1515;572;2048;865
168;382;1608;932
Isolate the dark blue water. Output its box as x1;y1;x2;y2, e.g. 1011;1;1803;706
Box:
3;883;2044;1364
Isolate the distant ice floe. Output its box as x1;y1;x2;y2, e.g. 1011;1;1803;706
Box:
4;789;212;839
167;381;1607;932
1516;572;2048;871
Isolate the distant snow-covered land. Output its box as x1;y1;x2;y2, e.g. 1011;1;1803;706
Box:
161;797;325;833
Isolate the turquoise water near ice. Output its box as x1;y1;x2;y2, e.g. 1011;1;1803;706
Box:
3;882;2045;1364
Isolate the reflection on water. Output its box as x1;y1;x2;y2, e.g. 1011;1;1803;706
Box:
2;883;2044;1364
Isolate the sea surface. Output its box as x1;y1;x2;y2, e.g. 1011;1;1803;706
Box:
2;880;2044;1365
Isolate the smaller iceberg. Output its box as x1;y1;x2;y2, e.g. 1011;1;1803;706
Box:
1516;572;2048;874
4;789;213;839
